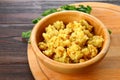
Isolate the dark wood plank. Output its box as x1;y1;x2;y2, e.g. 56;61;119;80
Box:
0;24;33;80
0;64;34;80
0;0;119;24
0;24;33;63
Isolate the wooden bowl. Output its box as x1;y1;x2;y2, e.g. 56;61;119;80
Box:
30;11;110;73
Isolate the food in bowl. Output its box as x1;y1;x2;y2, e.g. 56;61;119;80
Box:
31;11;110;73
38;20;104;63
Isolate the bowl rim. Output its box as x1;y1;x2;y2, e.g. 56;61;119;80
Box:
30;11;110;69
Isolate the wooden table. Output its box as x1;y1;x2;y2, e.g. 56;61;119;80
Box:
0;0;120;80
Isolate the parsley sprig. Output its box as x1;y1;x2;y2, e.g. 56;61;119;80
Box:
42;8;58;16
32;5;92;25
108;29;112;34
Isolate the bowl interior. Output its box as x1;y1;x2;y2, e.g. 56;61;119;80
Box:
35;11;107;48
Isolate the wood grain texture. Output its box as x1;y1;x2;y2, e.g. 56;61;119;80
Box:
0;24;34;80
0;0;120;24
0;0;120;80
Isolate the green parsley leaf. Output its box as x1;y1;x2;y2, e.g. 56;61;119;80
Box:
86;5;92;14
22;30;31;38
32;18;41;24
22;30;31;43
42;8;58;16
76;5;92;14
60;5;76;10
108;29;112;34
